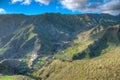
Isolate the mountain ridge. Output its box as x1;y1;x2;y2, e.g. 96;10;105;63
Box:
0;13;120;80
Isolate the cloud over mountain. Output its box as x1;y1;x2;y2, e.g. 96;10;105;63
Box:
11;0;51;5
10;0;120;15
35;0;51;5
100;0;120;15
22;0;31;5
0;8;6;14
60;0;120;15
11;0;23;3
11;0;31;5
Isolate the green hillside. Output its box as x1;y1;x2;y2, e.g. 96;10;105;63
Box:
32;25;120;80
0;13;120;80
38;47;120;80
0;75;35;80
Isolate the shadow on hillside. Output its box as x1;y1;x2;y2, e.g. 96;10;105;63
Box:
72;38;109;60
0;14;120;80
72;25;120;60
0;14;120;63
0;59;30;75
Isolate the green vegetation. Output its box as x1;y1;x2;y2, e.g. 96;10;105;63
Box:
37;48;120;80
54;37;93;61
31;25;120;80
0;75;35;80
0;13;120;80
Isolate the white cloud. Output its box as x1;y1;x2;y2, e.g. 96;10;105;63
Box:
100;0;120;15
11;0;31;5
61;0;88;11
11;0;51;5
60;0;120;15
60;0;102;13
11;0;23;4
0;8;6;14
22;0;31;5
35;0;51;5
10;0;120;15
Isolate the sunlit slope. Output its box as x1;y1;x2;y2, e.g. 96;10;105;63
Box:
0;75;35;80
33;25;120;80
38;47;120;80
0;13;120;79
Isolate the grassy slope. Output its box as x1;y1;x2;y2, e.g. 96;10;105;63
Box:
0;14;119;79
0;24;38;60
33;25;120;80
0;75;35;80
54;28;94;61
39;47;120;80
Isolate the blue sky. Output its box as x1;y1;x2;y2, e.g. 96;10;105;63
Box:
0;0;120;15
